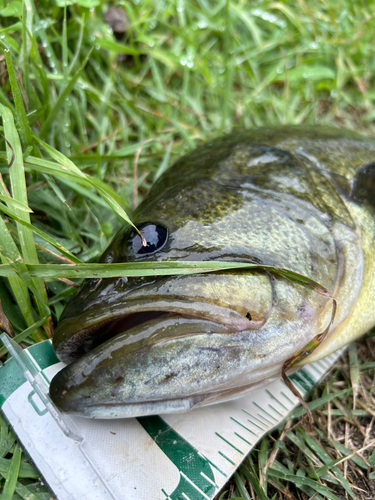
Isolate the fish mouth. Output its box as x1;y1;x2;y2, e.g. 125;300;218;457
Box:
53;299;264;364
50;309;277;418
53;271;273;364
50;272;274;417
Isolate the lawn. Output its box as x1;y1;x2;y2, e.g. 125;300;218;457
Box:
0;0;374;498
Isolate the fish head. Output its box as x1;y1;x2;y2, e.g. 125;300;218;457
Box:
50;136;338;417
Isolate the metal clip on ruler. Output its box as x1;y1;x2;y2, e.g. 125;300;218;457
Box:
0;333;342;500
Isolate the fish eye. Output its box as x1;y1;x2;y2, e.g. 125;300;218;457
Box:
128;222;168;255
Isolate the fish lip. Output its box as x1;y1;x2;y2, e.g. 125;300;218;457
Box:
53;297;264;364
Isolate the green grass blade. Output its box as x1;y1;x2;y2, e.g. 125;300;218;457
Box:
3;50;32;148
0;196;32;213
258;438;268;493
39;49;92;138
0;456;38;479
12;481;39;500
0;104;51;335
34;140;136;229
0;216;35;331
348;343;360;408
0;215;47;313
240;463;269;500
267;468;342;500
0;260;340;283
233;472;252;500
221;0;232;129
153;141;173;182
96;38;142;56
0;442;21;500
0;316;47;356
0;415;15;459
68;12;85;74
288;388;352;419
24;155;127;209
22;0;34;110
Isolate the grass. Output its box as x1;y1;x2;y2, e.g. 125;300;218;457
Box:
0;0;375;498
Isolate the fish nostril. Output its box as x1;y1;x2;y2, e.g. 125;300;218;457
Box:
246;312;252;320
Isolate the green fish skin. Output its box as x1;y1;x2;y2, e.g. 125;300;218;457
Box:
49;126;375;419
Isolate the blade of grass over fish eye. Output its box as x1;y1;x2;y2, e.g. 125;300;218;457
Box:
33;140;125;204
34;140;145;243
59;178;117;211
0;105;51;336
23;156;125;208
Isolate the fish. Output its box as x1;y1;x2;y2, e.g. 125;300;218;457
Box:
49;126;375;419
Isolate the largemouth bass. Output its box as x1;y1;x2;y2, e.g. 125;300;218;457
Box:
49;126;375;418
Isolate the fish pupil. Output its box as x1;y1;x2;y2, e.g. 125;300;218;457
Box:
130;222;168;255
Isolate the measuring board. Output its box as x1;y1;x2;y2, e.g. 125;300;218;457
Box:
0;335;342;500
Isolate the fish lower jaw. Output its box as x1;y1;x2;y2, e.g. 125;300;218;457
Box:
56;376;280;419
65;396;203;419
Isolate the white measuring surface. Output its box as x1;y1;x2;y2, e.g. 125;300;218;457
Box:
0;334;342;500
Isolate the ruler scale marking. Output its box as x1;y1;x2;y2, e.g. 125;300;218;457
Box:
180;472;211;500
268;404;284;417
218;451;235;465
230;417;257;436
265;389;289;411
199;473;218;488
215;433;244;455
234;432;252;445
253;402;279;423
199;454;227;478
